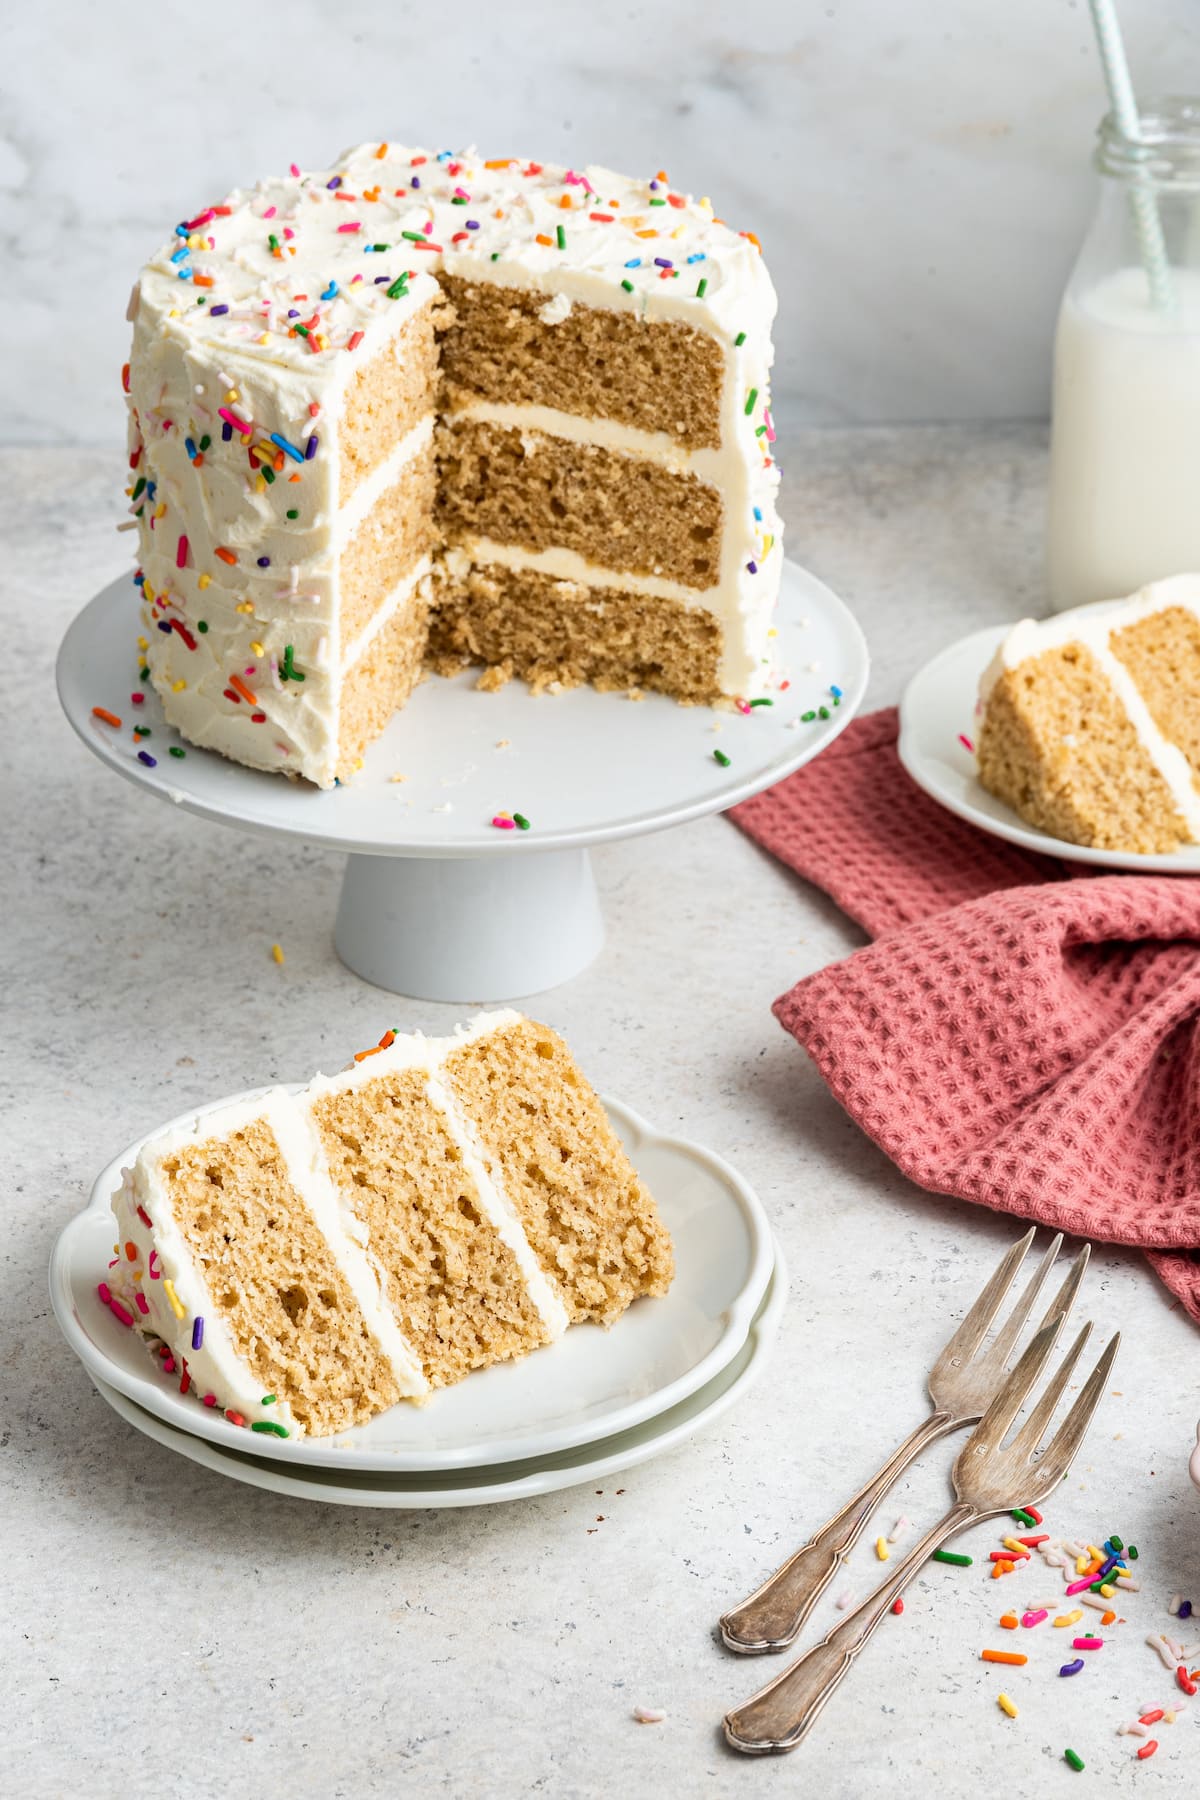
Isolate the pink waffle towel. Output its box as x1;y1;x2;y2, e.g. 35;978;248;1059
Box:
731;708;1200;1323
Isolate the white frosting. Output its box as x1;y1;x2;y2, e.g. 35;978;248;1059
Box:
126;143;781;786
112;1091;305;1432
341;556;432;673
981;573;1200;838
109;1011;570;1434
336;412;434;545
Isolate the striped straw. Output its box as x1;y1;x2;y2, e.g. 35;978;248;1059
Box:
1087;0;1174;310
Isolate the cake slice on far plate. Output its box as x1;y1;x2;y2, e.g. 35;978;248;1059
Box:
976;574;1200;854
105;1012;673;1438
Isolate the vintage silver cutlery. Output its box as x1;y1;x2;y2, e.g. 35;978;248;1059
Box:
724;1315;1118;1754
720;1228;1089;1654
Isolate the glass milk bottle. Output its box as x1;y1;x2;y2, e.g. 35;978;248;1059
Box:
1047;98;1200;611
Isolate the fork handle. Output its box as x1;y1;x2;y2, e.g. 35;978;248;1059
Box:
719;1408;956;1654
724;1500;978;1754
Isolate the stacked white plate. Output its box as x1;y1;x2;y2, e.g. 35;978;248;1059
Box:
51;1094;785;1507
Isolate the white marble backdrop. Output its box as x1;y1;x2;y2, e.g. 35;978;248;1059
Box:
3;0;1197;442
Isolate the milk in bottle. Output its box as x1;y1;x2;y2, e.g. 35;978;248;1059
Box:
1047;101;1200;611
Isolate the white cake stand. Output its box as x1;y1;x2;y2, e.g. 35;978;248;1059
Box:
56;562;869;999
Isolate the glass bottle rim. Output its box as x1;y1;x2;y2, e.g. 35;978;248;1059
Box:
1096;96;1200;188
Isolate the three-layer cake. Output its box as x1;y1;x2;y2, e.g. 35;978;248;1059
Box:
126;144;783;785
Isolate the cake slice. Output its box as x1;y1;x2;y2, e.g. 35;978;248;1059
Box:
105;1012;673;1438
976;575;1200;854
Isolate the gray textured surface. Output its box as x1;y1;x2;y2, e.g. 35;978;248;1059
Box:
7;0;1200;442
4;430;1199;1798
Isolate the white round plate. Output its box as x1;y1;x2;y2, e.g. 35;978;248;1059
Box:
898;624;1200;873
56;560;868;857
51;1093;775;1473
82;1256;784;1508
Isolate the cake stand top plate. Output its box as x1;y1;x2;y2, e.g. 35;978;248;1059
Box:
57;559;868;858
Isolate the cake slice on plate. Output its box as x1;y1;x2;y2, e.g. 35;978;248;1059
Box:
105;1012;673;1438
976;574;1200;854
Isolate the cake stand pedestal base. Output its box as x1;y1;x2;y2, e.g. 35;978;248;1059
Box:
333;847;604;1000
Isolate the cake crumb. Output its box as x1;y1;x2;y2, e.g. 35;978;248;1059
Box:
632;1707;665;1725
271;944;285;965
389;772;408;784
495;738;511;750
476;661;513;693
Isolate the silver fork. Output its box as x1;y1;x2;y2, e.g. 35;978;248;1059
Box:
720;1228;1089;1654
724;1314;1119;1754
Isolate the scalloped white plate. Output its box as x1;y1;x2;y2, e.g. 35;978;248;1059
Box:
81;1254;786;1508
50;1091;776;1473
898;624;1200;873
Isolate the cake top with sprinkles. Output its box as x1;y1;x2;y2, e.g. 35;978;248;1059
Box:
133;142;776;379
